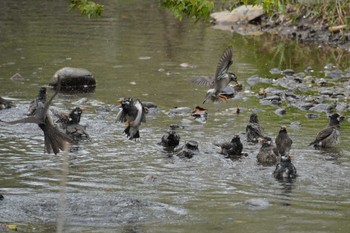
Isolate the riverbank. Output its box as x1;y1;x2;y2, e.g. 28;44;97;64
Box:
211;4;350;51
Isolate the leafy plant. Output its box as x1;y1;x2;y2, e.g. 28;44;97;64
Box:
69;0;104;18
159;0;214;21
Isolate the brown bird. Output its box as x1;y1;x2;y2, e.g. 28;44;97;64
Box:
275;126;293;156
246;113;264;143
214;134;244;158
257;136;279;166
1;78;72;154
309;113;344;148
192;47;238;104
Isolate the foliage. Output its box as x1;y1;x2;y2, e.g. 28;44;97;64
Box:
159;0;214;21
69;0;104;18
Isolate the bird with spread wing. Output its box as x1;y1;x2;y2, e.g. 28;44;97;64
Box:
192;47;238;104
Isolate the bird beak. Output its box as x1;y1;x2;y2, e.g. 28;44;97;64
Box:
116;99;122;104
338;115;345;121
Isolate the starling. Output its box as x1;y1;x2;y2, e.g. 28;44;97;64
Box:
1;78;72;154
309;113;344;148
273;154;297;180
275;126;293;156
115;98;146;140
159;125;180;151
215;134;243;158
175;140;199;159
256;136;279;166
246;113;264;143
192;47;238;104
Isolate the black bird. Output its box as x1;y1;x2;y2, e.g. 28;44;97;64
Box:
273;154;297;180
115;98;146;140
256;136;279;166
175;140;199;159
63;107;89;142
246;113;264;143
215;134;244;158
159;125;180;151
27;87;46;116
192;47;238;104
309;113;344;148
275;126;293;156
1;78;72;154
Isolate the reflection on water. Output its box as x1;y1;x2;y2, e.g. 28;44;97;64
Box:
1;0;350;232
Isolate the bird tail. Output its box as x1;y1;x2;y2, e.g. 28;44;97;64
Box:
40;123;72;154
123;126;140;140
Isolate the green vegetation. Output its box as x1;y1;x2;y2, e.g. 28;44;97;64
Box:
69;0;104;18
68;0;350;28
159;0;214;21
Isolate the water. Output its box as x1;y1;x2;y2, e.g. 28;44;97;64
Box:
1;0;350;232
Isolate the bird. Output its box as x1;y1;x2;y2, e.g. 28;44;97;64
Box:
175;140;199;159
309;113;344;148
273;154;297;180
275;126;293;156
246;113;264;143
159;125;180;151
62;107;89;142
27;87;46;116
191;106;208;122
214;134;244;158
192;47;238;104
0;77;72;154
256;136;279;166
115;98;146;140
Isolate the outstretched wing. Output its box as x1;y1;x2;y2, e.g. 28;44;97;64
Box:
192;76;215;87
215;47;233;80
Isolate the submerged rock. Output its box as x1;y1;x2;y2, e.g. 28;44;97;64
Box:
0;97;14;110
49;67;96;93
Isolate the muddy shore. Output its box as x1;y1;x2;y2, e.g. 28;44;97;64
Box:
211;5;350;51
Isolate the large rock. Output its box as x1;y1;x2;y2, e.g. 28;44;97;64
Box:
49;67;96;93
211;5;264;25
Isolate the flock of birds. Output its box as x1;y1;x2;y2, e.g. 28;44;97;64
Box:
0;47;345;181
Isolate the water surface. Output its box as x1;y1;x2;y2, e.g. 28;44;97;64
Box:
0;1;350;232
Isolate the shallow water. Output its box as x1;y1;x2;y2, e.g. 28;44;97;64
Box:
1;0;350;232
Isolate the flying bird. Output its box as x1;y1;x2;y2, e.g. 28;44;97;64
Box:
115;98;146;140
1;78;72;154
192;47;238;103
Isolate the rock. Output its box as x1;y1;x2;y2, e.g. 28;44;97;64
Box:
274;108;286;116
49;67;96;93
10;72;24;82
211;5;264;24
245;198;270;210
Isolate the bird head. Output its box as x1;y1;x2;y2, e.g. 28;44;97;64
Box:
38;87;47;100
249;113;259;123
279;125;287;133
228;72;238;84
230;134;240;143
329;113;344;126
69;107;82;124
